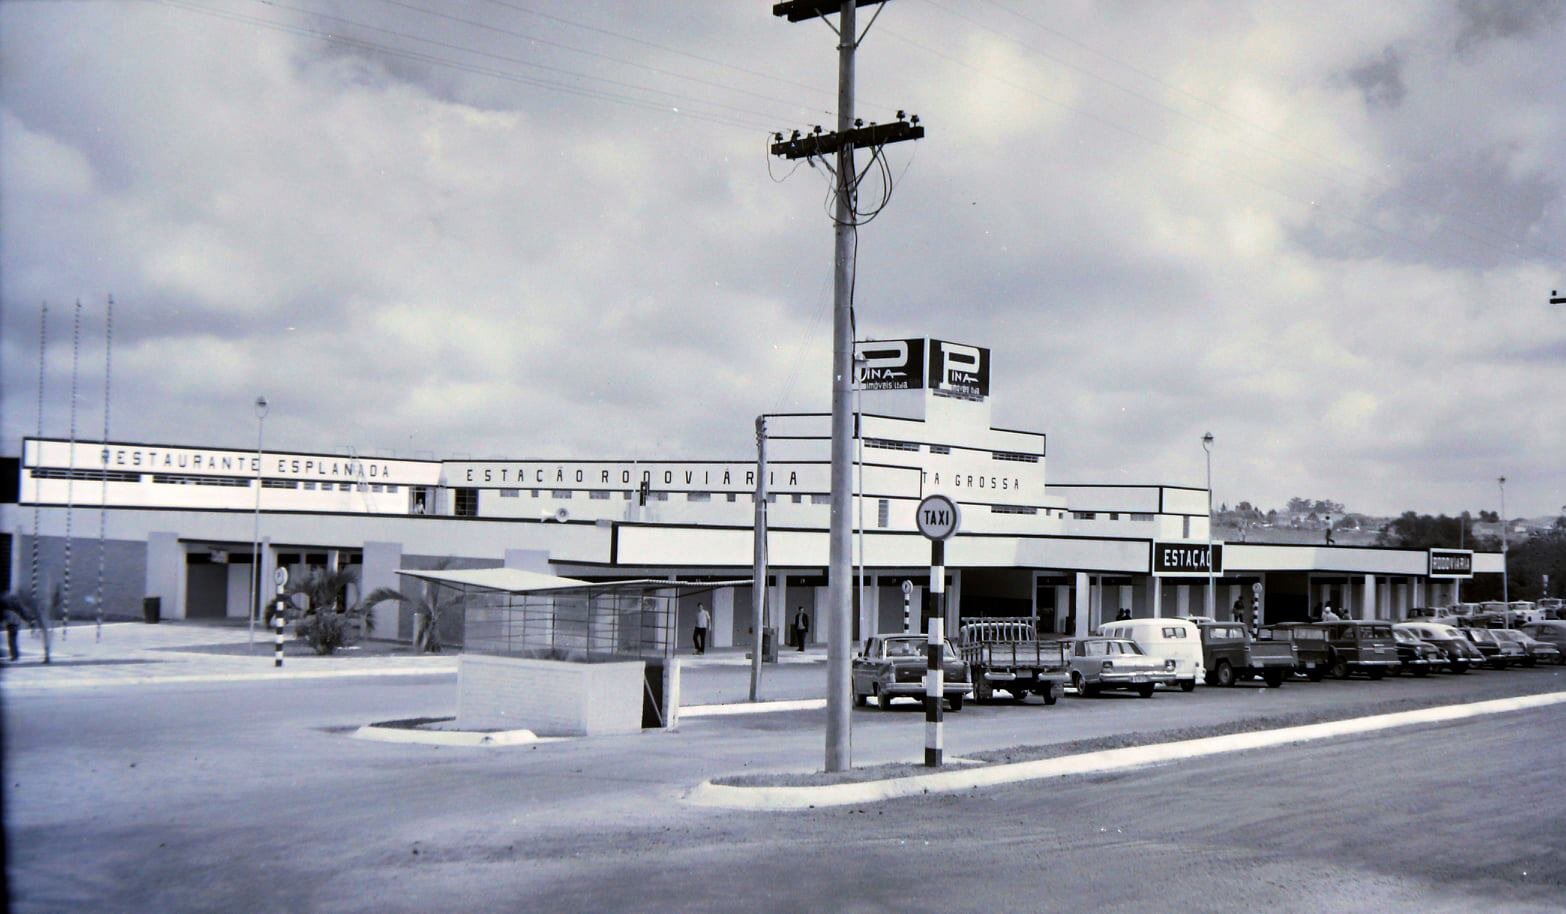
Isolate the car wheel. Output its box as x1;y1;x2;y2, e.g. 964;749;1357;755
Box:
1010;687;1030;703
876;685;893;711
1450;661;1468;674
854;689;867;707
1412;665;1429;678
1368;668;1385;681
1136;683;1155;699
1073;673;1096;698
1179;678;1196;693
1263;671;1283;688
1330;656;1350;680
975;676;993;703
1039;682;1059;706
948;693;963;712
1215;661;1237;687
1306;667;1325;682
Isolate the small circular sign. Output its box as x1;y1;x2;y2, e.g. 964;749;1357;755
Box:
273;566;289;587
1252;582;1263;595
916;494;961;541
901;579;914;597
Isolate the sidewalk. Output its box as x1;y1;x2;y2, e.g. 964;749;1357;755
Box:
677;646;827;669
0;622;456;691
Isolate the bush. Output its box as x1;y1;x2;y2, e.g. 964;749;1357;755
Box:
294;610;352;655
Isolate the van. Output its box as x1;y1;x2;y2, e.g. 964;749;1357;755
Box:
1097;617;1202;691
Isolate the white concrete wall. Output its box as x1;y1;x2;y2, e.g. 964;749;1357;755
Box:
457;654;644;736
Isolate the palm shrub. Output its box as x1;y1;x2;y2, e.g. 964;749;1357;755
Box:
362;564;465;653
282;567;369;656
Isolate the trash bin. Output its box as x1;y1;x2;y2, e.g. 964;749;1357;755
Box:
142;596;161;624
762;627;779;663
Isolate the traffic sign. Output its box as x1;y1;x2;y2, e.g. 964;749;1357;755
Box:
916;495;960;541
273;566;289;587
1252;582;1263;595
902;579;914;596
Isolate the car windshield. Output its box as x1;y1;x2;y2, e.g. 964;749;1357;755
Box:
1207;626;1244;640
883;639;953;658
1492;630;1523;643
1393;629;1419;643
1107;640;1144;655
1467;629;1495;643
1363;625;1393;638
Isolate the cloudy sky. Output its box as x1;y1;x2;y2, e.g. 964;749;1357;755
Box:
2;0;1563;517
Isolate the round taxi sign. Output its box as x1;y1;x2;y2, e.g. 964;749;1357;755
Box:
273;566;289;587
916;494;960;541
901;579;914;597
1252;582;1263;595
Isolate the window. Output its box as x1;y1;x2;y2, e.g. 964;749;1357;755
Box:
340;483;354;492
810;494;830;505
302;481;317;490
992;450;1039;463
1072;511;1097;520
877;499;889;528
261;478;298;489
622;491;632;500
865;438;919;452
454;487;478;517
371;484;384;493
1182;516;1191;538
32;468;141;482
791;494;804;504
649;491;669;501
385;484;398;493
150;473;248;487
929;444;951;455
992;505;1038;515
1109;513;1120;521
1130;513;1154;522
499;489;520;498
551;489;573;499
688;492;712;502
589;490;611;500
726;493;737;502
1161;627;1187;639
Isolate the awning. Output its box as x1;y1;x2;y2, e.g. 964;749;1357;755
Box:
394;568;749;595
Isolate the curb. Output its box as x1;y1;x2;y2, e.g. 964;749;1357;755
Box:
0;664;458;691
351;723;550;747
680;698;826;717
686;690;1566;810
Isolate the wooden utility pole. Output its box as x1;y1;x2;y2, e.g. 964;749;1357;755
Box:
771;0;923;771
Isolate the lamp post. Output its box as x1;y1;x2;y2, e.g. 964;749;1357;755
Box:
248;395;269;647
1498;475;1508;627
1202;432;1215;620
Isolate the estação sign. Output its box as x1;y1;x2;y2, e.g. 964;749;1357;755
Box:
1154;542;1224;576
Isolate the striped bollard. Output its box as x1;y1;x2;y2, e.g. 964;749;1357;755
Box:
925;616;943;768
903;591;911;634
273;602;285;668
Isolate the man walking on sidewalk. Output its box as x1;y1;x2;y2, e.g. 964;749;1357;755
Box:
792;606;809;652
693;603;710;655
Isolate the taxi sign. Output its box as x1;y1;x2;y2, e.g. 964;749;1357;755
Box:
902;579;914;596
1252;582;1263;595
273;566;289;587
916;494;960;541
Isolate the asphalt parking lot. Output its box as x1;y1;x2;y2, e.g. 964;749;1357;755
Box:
4;639;1563;912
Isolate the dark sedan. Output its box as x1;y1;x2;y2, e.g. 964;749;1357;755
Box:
1390;627;1443;677
1461;627;1525;669
1394;622;1485;674
1520;621;1566;664
1491;628;1562;667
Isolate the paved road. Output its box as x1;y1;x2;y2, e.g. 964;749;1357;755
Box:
4;656;1563;912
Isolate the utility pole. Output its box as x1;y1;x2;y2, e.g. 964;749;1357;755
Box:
749;416;769;702
770;0;923;772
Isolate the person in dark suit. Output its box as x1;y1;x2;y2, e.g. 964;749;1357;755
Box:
692;603;710;655
792;606;810;651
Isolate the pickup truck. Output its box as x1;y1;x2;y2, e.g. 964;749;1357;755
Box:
957;618;1069;706
1199;622;1296;687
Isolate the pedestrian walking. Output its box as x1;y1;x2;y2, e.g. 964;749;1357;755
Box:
692;603;710;655
4;594;26;661
1322;602;1340;622
1232;596;1245;624
791;606;809;651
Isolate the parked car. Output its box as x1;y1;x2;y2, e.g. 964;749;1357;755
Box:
1261;623;1330;681
1316;621;1401;680
1461;627;1524;669
1394;622;1485;673
1390;626;1444;676
1491;628;1560;667
1447;602;1481;620
1506;601;1543;625
1198;622;1296;687
1066;638;1177;698
1519;621;1566;662
1536;598;1564;620
853;634;970;711
956;618;1069;705
1098;617;1203;692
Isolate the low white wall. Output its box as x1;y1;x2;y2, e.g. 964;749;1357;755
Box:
457;654;645;736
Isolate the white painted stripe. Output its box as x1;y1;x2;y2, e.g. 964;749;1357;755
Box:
352;724;552;747
0;665;457;691
686;690;1566;811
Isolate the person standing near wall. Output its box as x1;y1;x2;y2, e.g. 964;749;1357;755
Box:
792;605;809;652
1232;596;1245;624
693;603;710;655
4;594;26;661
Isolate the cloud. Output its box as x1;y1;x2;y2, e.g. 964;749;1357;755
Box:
1;1;1563;517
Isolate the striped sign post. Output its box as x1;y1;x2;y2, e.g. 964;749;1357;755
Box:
915;495;960;769
902;579;913;633
273;592;286;669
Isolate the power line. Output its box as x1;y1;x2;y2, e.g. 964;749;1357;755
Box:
243;0;799;127
158;0;770;132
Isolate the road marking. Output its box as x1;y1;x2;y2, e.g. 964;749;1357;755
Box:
0;664;457;692
686;690;1566;810
352;724;560;747
680;698;826;717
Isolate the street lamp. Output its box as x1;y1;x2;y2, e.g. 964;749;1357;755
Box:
248;395;269;647
1498;475;1508;627
1202;432;1215;620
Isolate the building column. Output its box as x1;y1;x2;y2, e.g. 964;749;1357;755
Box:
1073;572;1091;639
145;532;184;621
361;541;403;640
948;569;962;633
1174;584;1190;618
1055;585;1071;631
1150;576;1162;617
1360;574;1376;621
713;586;735;648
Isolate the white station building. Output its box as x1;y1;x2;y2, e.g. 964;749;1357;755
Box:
3;337;1500;647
